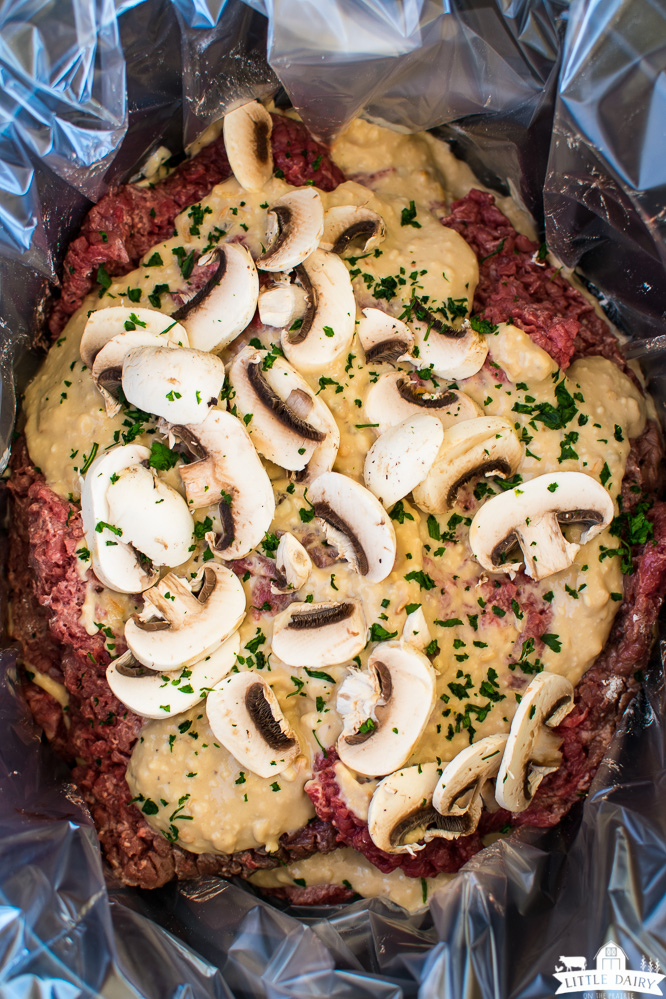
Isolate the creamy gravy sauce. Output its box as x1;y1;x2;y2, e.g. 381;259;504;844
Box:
22;116;646;904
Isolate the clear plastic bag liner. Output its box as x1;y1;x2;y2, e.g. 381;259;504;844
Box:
1;0;666;996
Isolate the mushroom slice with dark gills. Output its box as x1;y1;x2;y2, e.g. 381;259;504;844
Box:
104;462;194;567
364;371;482;436
228;345;338;472
357;308;414;364
172;244;259;353
171;409;275;559
124;563;246;670
121;345;225;425
431;733;509;836
308;471;397;583
408;302;488;379
79;306;189;370
107;632;240;720
469;471;615;581
257;188;325;272
271;600;366;668
336;641;436;777
495;671;575;812
412;416;523;514
319;205;386;256
206;672;301;778
222;101;273;192
80;443;192;594
363;413;444;509
367;763;459;854
280;249;356;373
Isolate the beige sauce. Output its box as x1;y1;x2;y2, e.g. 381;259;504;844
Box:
249;846;454;913
21;115;647;902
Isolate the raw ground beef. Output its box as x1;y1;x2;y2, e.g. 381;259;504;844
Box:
440;189;629;374
8;129;666;896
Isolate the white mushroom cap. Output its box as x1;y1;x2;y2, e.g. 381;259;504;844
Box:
363;413;444;509
469;471;615;581
495;671;575;812
308;471;397;584
431;734;509;837
174;409;275;560
336;641;436;777
280;249;356;372
401;606;432;653
121;345;224;425
258;282;307;329
105;463;194;567
80;444;158;594
408;306;488;380
319;205;386;256
228;345;333;471
272;533;312;592
257;188;324;272
92;328;185;418
206;672;300;778
106;631;240;720
80;307;188;368
271;600;367;668
357;308;414;365
367;762;445;854
222;101;273;192
412;416;523;514
173;244;259;354
364;371;482;436
125;564;246;670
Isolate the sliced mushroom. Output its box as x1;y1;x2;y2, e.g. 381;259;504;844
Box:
228;346;335;471
258;282;307;329
408;304;488;380
319;205;386;256
401;606;432;653
271;533;312;593
105;463;194;567
80;444;159;593
365;371;482;436
271;600;366;668
80;307;188;369
280;249;356;372
363;413;444;509
92;328;186;418
367;762;455;854
173;244;259;354
308;471;397;583
257;188;324;272
222;101;273;192
206;672;300;778
172;409;275;560
124;564;246;670
469;471;615;581
336;641;436;777
431;734;509;836
106;632;240;720
495;671;575;812
412;416;523;514
121;345;224;425
357;308;414;364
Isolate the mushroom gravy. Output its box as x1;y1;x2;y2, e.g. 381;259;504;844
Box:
22;116;646;903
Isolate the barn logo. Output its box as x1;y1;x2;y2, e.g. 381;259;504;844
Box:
553;943;664;995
